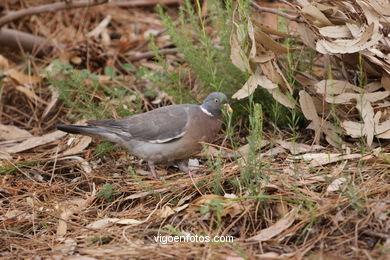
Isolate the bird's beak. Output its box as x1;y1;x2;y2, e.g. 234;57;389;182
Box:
224;103;233;113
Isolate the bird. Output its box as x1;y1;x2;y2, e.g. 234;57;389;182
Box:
57;92;232;178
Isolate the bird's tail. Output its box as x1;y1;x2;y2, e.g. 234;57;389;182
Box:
57;124;124;144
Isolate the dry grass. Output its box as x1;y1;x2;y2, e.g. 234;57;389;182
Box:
0;1;389;260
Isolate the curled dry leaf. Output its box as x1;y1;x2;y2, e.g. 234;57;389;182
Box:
316;23;382;54
319;25;352;38
232;67;277;100
59;156;92;173
60;136;92;157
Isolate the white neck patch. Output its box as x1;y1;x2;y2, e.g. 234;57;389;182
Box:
200;106;214;117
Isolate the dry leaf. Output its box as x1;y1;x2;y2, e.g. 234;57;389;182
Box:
299;90;321;143
2;130;67;153
297;23;316;49
0;124;32;140
316;23;382;54
60;136;92;156
159;206;175;218
42;86;60;119
277;140;324;154
0;55;9;70
254;30;290;54
301;5;332;27
5;69;42;85
230;32;249;72
327;177;347;192
355;97;375;146
319;25;352;38
296;153;363;167
59;156;92;173
15;86;46;104
232;67;278;100
315;80;360;95
267;88;295;108
248;208;297;242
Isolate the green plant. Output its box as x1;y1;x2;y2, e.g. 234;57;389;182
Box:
239;102;264;189
90;236;113;245
156;0;246;100
200;198;225;229
0;161;36;175
45;61;141;121
97;184;121;202
94;141;117;156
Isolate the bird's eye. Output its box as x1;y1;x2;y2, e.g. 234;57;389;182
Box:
214;99;219;103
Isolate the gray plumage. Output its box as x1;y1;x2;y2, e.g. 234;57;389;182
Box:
57;92;230;178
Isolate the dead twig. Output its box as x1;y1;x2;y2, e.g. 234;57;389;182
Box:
0;0;108;27
110;0;182;8
251;2;300;22
0;28;59;57
128;47;178;61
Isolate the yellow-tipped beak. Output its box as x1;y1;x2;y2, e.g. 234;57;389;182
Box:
224;104;233;113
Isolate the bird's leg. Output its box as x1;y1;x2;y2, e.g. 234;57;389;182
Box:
177;159;199;178
177;159;190;172
148;162;159;179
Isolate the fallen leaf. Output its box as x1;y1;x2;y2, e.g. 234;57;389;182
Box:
0;124;32;140
277;140;324;154
60;136;92;156
15;85;46;104
5;69;42;85
327;177;347;192
248;208;297;241
42;86;60;119
59;156;92;173
159;206;175;218
2;130;67;153
295;153;362;167
87;218;120;229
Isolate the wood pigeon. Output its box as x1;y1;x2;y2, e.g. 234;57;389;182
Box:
57;92;232;178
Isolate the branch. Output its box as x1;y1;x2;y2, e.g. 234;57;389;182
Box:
251;2;300;22
0;28;64;57
0;0;108;27
110;0;182;8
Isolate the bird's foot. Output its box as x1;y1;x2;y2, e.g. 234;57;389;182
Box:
148;162;160;179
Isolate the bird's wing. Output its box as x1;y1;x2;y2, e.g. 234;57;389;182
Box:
87;104;194;143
